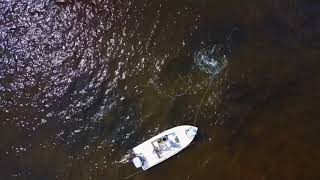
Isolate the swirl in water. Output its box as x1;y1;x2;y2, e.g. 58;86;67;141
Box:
194;43;229;76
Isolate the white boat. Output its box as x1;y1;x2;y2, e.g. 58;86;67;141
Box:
131;125;198;170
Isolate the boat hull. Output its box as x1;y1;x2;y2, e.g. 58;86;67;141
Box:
132;125;198;170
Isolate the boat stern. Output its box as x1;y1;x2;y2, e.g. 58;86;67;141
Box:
132;157;143;168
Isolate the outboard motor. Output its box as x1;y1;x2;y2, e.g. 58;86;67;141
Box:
132;156;143;168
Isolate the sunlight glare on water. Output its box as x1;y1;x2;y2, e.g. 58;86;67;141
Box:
2;0;319;180
1;0;202;179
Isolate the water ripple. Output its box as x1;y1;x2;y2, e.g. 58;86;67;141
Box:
1;2;201;177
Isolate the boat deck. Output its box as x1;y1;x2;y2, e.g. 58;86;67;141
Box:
132;125;197;170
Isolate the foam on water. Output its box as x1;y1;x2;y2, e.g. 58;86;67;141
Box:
194;44;229;76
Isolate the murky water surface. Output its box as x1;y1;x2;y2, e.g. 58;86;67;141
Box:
1;0;320;179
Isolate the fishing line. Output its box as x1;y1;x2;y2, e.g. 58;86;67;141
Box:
193;77;214;126
124;169;143;179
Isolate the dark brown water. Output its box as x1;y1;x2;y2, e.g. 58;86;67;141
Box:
1;0;320;180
